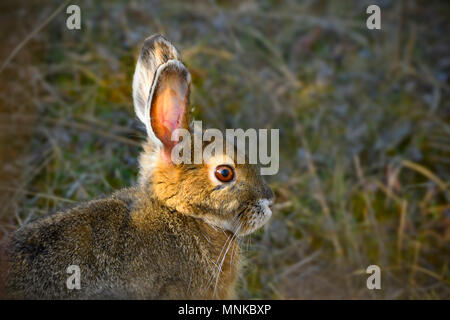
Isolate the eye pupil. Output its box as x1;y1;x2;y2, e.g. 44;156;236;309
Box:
215;165;234;182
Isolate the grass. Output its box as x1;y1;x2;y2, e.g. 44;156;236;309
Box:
0;0;449;299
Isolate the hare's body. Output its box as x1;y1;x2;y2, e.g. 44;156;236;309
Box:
7;186;239;299
5;35;273;299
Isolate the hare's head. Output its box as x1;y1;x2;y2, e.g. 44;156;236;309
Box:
132;35;274;236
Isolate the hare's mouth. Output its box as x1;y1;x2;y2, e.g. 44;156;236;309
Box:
234;199;273;236
201;199;273;236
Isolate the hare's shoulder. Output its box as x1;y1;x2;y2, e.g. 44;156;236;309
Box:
10;188;140;257
6;188;141;298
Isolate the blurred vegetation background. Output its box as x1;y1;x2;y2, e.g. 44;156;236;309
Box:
0;0;449;299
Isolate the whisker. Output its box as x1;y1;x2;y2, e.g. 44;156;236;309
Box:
213;223;242;297
203;232;232;294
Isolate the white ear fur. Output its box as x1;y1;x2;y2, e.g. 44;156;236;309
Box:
132;35;182;144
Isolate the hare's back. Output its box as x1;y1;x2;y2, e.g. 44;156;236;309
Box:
6;190;137;299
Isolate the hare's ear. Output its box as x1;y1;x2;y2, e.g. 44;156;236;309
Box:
150;60;191;158
132;34;185;141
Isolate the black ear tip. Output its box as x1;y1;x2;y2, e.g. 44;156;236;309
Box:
141;34;174;53
139;34;180;64
143;34;166;46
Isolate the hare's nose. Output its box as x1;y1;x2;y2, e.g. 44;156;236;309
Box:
262;185;274;203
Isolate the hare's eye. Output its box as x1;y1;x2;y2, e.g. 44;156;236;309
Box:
215;165;234;182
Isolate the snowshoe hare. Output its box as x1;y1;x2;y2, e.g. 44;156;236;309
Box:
4;34;274;299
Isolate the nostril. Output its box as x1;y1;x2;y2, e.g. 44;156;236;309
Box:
263;196;274;206
257;199;273;216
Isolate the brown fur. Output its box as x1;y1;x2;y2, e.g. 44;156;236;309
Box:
6;188;240;299
5;35;273;299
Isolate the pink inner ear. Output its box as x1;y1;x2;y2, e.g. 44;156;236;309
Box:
151;81;187;153
160;88;184;135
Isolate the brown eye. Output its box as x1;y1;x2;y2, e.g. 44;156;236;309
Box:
215;165;234;182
